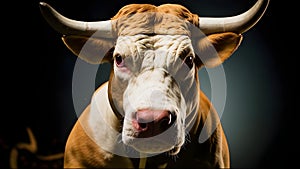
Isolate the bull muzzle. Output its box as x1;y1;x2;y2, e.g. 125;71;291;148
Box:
132;109;176;138
121;68;186;154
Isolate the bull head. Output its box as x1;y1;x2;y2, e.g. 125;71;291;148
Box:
39;0;269;157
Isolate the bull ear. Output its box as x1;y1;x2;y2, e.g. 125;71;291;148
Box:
196;32;242;68
62;35;114;64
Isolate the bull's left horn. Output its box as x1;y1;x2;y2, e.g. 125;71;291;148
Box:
39;2;113;38
199;0;270;35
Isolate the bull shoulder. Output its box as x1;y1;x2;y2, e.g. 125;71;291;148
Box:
64;105;134;168
64;105;110;167
185;90;230;168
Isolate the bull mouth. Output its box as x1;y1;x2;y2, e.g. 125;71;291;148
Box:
122;116;181;155
123;136;178;154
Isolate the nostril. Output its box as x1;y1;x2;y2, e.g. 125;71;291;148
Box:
159;113;176;131
132;120;148;131
139;122;148;129
159;117;170;131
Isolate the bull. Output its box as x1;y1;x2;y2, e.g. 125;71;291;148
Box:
39;0;269;168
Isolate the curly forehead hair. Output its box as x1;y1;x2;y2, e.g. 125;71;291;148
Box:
111;4;199;27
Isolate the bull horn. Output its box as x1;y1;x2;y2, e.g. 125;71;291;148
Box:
199;0;270;34
39;2;113;38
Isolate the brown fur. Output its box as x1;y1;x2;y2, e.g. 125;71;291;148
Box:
111;4;199;27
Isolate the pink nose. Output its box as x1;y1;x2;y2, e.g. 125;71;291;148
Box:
132;109;176;138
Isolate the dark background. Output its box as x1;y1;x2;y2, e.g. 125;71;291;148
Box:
1;0;296;168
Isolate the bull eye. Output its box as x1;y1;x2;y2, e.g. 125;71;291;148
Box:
115;55;124;67
184;55;194;69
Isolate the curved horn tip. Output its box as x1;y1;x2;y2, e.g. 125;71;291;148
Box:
39;2;47;6
39;1;114;38
39;2;50;9
199;0;271;35
39;2;52;12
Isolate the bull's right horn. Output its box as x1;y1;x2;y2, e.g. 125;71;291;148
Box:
199;0;270;35
39;2;114;38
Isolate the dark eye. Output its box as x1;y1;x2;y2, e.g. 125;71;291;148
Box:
184;55;194;69
115;55;124;66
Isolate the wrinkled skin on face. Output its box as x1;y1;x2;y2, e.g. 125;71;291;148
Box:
109;34;200;155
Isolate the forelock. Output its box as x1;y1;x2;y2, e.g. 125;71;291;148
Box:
157;4;199;27
111;4;199;27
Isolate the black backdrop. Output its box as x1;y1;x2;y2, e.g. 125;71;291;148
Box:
1;0;296;168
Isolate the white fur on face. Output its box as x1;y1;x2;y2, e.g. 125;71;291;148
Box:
110;34;199;154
